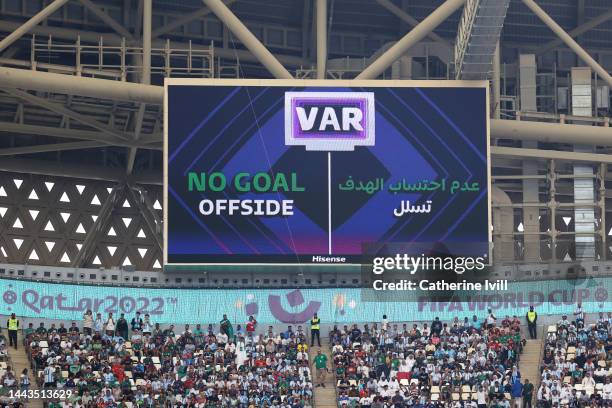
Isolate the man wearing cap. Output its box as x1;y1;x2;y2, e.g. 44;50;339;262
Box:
525;306;537;339
7;313;19;349
310;313;321;347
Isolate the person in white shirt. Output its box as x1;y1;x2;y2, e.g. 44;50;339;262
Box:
560;383;572;401
486;309;497;329
105;313;115;336
42;365;56;387
476;386;488;408
465;399;478;408
382;384;394;398
82;310;93;335
140;314;152;335
235;335;247;368
573;303;584;325
377;376;389;393
381;315;389;332
603;378;612;400
557;315;570;327
93;313;103;333
359;396;372;406
216;331;228;345
581;372;595;389
388;377;399;392
537;383;550;406
356;361;370;378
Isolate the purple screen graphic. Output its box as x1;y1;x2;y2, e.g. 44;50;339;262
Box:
291;97;367;140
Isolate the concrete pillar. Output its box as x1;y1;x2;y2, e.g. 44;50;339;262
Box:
316;0;327;79
571;67;596;260
519;54;541;262
493;42;501;119
492;186;515;262
142;0;152;85
391;56;412;79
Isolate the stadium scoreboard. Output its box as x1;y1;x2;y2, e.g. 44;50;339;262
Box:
164;79;490;267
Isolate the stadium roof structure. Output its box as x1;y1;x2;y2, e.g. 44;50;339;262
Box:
0;0;611;271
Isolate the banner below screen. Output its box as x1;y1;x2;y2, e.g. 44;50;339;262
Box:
1;278;609;324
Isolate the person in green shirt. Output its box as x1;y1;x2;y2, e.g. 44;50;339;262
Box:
391;356;401;370
69;363;80;376
313;350;328;388
23;323;34;339
35;322;47;335
335;362;346;378
220;314;234;339
522;379;534;408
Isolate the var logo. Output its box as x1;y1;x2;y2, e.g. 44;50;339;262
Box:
285;91;375;151
296;106;363;132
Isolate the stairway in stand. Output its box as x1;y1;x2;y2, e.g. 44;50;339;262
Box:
519;338;544;404
310;336;337;408
6;333;43;408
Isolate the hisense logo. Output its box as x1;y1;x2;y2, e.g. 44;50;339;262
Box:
285;91;375;151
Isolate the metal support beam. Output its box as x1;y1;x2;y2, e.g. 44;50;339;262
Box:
127;104;147;174
134;0;143;38
577;0;586;32
301;0;311;59
375;0;449;46
151;0;236;39
533;9;612;56
128;185;163;251
3;68;611;146
201;0;294;79
0;46;20;63
0;121;161;146
77;0;134;40
0;21;310;68
142;0;152;85
4;88;132;141
521;0;612;88
316;0;327;79
0;158;162;185
491;145;612;164
491;118;612;146
356;0;466;79
598;163;606;261
0;141;106;156
72;184;123;267
0;0;69;53
0;67;163;104
548;160;557;262
126;0;152;174
493;42;501;119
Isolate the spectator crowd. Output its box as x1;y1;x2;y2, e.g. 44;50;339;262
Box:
0;308;610;407
536;309;611;408
330;312;530;407
5;312;314;407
